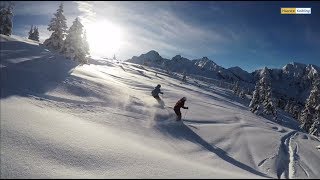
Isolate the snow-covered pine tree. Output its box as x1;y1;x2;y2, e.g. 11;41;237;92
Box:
32;26;39;41
233;81;240;95
284;100;291;113
309;120;319;136
0;2;14;36
249;67;277;120
60;17;89;64
293;105;300;119
43;2;67;50
28;25;34;40
276;98;286;109
309;105;320;136
232;81;236;91
82;30;89;57
239;90;245;99
299;78;320;134
262;85;277;120
28;26;39;41
182;71;187;82
249;81;260;114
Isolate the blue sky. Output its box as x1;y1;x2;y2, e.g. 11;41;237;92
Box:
3;1;320;72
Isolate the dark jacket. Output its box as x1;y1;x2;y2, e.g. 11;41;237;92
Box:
174;99;188;110
152;86;163;97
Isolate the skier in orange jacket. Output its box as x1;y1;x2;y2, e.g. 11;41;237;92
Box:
174;97;188;121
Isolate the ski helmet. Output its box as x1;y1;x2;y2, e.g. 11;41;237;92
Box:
182;97;187;101
157;84;161;88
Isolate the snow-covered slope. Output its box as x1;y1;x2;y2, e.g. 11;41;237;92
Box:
1;35;320;178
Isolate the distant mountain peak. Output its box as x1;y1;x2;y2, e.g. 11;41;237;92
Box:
172;55;190;61
229;66;243;71
141;50;161;58
173;55;182;59
126;50;164;66
201;56;209;61
146;50;159;55
290;62;306;66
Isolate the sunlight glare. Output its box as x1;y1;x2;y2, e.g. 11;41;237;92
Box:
86;20;124;59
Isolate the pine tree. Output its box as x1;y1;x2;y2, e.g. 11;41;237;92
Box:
32;26;39;41
233;81;240;95
249;82;260;114
284;100;291;112
28;25;34;40
27;25;40;41
239;90;245;99
299;78;320;134
43;2;67;50
293;105;301;119
263;86;277;120
249;67;277;120
182;71;187;82
310;105;320;136
309;120;319;136
0;2;14;36
60;17;89;64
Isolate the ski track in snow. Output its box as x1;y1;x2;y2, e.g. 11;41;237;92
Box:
258;131;312;179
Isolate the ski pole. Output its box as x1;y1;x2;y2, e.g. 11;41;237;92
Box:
184;109;188;119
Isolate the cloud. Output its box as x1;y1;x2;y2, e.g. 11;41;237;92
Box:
13;2;61;16
75;1;96;25
13;2;81;27
75;2;234;60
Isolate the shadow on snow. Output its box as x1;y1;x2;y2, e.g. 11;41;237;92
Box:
153;114;271;178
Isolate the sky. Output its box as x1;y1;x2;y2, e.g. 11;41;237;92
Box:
3;1;320;72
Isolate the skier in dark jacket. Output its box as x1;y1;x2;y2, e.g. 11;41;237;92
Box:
174;97;188;121
151;84;163;100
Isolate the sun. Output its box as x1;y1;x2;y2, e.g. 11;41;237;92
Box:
85;20;124;58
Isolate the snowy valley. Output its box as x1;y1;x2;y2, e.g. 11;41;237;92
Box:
1;35;320;178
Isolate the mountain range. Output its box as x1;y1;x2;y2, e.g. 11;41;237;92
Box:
126;50;320;104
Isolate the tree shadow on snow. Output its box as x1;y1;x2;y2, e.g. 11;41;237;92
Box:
154;120;271;178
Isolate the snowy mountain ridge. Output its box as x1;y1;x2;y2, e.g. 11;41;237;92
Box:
127;50;319;103
228;66;254;83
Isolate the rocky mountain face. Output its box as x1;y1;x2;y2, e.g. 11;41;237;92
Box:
127;50;168;68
